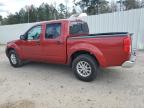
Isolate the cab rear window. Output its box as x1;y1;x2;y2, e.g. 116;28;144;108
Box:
69;21;89;35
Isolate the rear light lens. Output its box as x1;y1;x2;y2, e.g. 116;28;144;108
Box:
123;36;131;54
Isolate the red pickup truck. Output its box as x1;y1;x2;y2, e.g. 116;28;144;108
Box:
6;19;136;81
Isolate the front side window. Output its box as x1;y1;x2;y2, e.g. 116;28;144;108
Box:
45;23;61;39
27;25;42;40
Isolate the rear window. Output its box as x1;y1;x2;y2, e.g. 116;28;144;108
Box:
69;21;89;35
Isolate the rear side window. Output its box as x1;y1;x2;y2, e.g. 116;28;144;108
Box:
70;21;89;35
45;23;61;39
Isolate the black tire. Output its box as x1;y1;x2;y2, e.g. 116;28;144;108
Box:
8;50;23;67
72;54;98;82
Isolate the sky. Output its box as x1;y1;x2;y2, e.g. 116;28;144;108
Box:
0;0;113;18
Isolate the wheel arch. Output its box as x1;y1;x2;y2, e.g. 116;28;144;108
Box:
68;44;107;67
70;50;99;66
6;47;16;57
6;43;21;59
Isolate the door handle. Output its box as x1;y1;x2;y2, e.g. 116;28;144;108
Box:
36;41;40;45
56;40;63;45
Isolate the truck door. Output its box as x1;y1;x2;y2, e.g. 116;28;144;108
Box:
21;25;43;60
41;23;67;64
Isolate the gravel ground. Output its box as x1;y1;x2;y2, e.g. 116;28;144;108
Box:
0;45;144;108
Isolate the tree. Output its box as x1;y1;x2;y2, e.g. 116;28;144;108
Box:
110;1;118;12
38;3;59;20
1;3;66;25
142;0;144;7
0;15;2;21
1;1;143;25
28;5;37;22
0;15;2;25
48;4;59;20
74;0;90;13
74;0;110;15
58;3;66;18
19;8;27;23
123;0;140;10
97;0;111;14
71;6;77;14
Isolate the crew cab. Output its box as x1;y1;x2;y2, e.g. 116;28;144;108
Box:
6;19;136;81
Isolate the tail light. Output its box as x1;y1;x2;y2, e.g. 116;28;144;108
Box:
123;36;131;54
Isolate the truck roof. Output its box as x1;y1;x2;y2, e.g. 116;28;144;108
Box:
36;19;84;25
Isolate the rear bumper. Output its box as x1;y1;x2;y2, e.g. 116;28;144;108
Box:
122;49;136;68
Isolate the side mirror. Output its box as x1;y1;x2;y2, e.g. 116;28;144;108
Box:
20;35;25;40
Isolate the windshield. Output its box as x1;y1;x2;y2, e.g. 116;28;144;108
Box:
69;20;89;35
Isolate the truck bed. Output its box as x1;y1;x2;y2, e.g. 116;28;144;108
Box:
67;33;131;67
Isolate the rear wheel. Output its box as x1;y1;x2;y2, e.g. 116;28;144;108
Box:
8;50;23;67
72;54;98;82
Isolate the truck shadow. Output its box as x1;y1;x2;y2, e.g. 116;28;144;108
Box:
22;62;124;83
23;61;74;78
96;67;126;84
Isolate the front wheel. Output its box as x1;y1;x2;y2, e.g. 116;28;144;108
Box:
72;54;99;82
8;50;23;67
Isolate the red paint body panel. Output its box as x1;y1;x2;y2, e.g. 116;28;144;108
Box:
6;19;130;67
67;36;130;67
